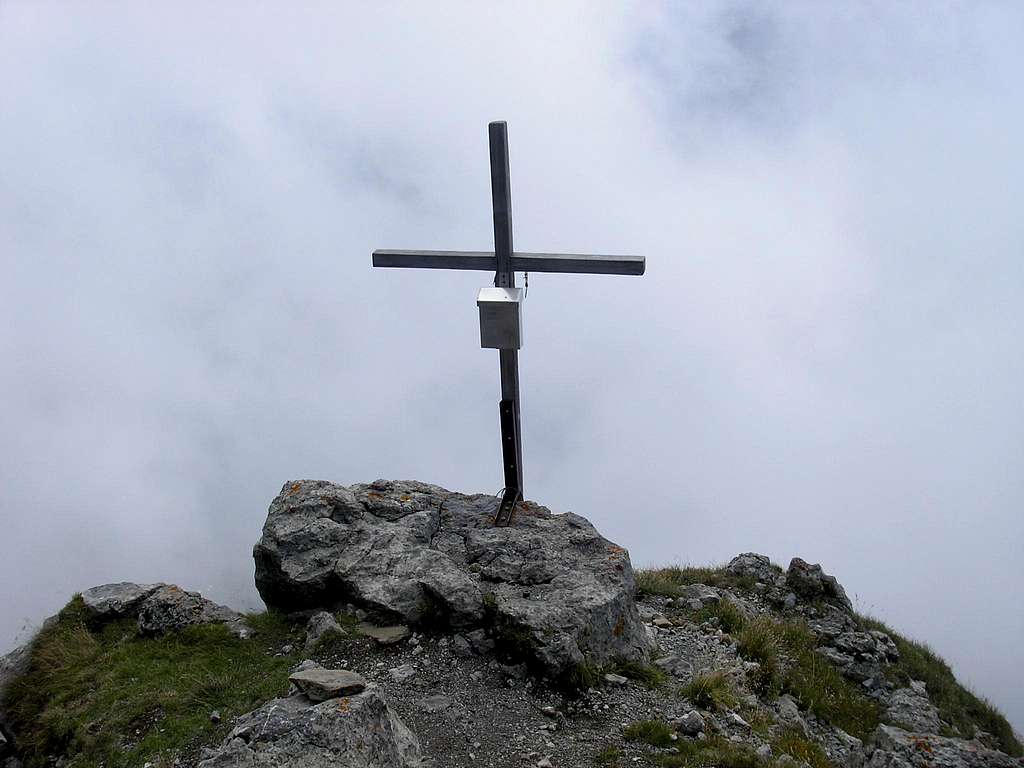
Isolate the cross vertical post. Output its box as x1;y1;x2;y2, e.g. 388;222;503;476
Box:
488;122;524;507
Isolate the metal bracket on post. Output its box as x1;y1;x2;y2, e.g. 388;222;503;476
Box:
495;398;521;526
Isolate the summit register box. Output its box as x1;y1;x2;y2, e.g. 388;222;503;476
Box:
476;286;523;350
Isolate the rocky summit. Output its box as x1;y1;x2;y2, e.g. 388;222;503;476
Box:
1;479;1021;768
253;479;654;676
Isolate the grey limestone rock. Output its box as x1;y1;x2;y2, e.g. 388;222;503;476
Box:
818;630;899;687
80;582;249;638
777;694;809;736
357;623;410;646
197;689;420;768
136;585;248;638
677;584;721;606
787;558;853;612
288;668;367;702
305;611;343;650
867;724;1023;768
675;710;705;736
80;582;160;620
253;479;653;676
725;553;782;585
885;683;942;735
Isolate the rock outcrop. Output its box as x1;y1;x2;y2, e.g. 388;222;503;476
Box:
868;724;1021;768
80;582;250;638
253;479;653;676
197;686;421;768
787;557;853;612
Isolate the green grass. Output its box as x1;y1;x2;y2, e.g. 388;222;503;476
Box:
623;719;675;748
608;660;668;689
692;599;748;635
774;620;879;740
771;729;831;768
636;566;758;597
680;670;738;712
594;745;623;766
859;614;1022;756
1;597;309;768
655;736;765;767
736;617;780;695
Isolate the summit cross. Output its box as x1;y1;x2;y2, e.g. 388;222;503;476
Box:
372;121;644;525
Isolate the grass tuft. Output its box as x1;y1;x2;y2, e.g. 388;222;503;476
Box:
594;745;622;766
609;660;668;689
692;599;747;635
681;670;737;712
623;719;675;748
772;729;831;768
736;617;781;695
636;566;758;597
656;736;765;767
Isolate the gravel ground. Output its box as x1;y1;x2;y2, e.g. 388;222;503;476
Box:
303;593;774;768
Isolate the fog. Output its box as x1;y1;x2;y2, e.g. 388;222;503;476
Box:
1;2;1021;731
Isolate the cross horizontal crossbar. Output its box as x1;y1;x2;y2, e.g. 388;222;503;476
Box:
372;249;645;276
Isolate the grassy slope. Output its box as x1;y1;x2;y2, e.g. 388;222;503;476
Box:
1;597;305;768
636;565;1022;756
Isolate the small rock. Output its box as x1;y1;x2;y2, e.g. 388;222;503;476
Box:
453;634;474;658
280;643;294;654
389;664;416;683
419;695;453;713
292;658;322;673
756;743;772;760
288;668;367;702
726;712;749;729
209;710;221;724
652;615;673;629
466;628;495;655
675;710;705;736
356;623;410;646
537;758;553;768
305;611;343;650
604;673;628;686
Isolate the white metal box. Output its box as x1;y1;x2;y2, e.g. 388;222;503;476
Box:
476;286;523;349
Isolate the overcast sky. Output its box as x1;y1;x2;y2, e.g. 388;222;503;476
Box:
1;1;1022;733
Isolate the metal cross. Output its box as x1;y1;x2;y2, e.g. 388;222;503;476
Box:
372;121;644;524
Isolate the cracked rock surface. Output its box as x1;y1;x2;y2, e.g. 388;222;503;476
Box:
196;687;421;768
253;479;654;676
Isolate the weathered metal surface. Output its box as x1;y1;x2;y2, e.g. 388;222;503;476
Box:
489;121;514;288
477;286;523;350
371;249;644;276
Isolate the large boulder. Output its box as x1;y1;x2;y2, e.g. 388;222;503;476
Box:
253;479;654;676
81;582;250;638
197;688;421;768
